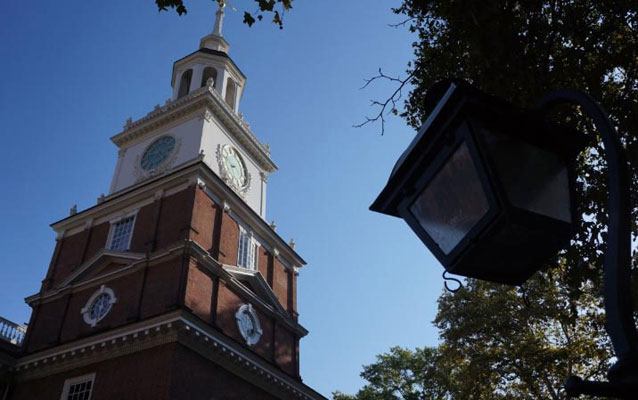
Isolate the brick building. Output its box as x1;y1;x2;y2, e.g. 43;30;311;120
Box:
0;5;326;399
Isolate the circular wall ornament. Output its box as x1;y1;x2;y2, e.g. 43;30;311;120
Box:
235;304;262;346
140;136;177;170
81;285;117;327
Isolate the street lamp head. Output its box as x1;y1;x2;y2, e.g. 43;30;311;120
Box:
371;80;585;285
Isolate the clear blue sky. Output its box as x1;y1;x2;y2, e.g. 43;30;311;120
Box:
0;1;446;397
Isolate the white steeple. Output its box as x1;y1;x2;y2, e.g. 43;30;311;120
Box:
212;2;225;36
200;1;230;53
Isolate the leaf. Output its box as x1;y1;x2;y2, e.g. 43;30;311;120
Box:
243;11;256;27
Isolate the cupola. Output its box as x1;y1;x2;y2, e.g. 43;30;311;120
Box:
170;2;246;114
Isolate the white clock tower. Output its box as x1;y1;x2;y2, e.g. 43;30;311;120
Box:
1;4;326;400
108;4;275;218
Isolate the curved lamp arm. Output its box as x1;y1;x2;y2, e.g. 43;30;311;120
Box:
536;90;638;396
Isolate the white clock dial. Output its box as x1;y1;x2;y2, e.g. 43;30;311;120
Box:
221;145;247;188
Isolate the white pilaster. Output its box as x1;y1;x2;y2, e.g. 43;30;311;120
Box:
190;64;205;93
219;69;230;103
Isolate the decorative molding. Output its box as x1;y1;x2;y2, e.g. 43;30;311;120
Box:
54;249;146;290
80;285;117;328
28;240;307;337
154;189;164;200
49;162;305;272
199;109;214;123
109;85;276;174
188;177;206;191
259;171;269;183
12;313;325;400
235;304;262;346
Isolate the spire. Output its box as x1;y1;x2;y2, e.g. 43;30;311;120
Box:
199;1;230;52
212;2;225;37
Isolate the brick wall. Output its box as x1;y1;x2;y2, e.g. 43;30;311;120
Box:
27;184;300;376
10;343;176;400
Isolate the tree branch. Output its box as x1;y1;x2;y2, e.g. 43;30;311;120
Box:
388;17;416;28
354;68;415;135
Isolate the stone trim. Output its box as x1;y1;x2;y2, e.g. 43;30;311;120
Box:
110;85;276;173
12;312;326;400
25;241;308;337
50;161;305;272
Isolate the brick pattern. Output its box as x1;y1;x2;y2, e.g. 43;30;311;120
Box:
10;344;175;400
26;184;301;383
170;344;279;400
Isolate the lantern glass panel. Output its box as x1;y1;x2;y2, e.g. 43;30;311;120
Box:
482;129;571;222
409;141;491;254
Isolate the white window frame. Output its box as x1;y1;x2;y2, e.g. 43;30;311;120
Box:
237;227;259;271
60;373;95;400
106;210;138;251
80;285;118;327
235;303;262;346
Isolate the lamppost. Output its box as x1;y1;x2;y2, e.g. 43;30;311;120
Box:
370;80;637;398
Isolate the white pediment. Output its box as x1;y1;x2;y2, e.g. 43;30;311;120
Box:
57;249;145;289
222;265;289;319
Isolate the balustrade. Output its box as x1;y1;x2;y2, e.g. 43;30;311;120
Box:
0;316;26;346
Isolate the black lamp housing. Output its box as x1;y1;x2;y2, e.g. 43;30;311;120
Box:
371;80;585;285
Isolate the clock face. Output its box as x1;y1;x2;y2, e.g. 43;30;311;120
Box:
221;145;247;188
141;136;176;170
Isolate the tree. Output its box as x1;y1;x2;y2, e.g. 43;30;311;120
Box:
344;1;638;398
154;0;293;28
333;270;611;399
332;347;453;400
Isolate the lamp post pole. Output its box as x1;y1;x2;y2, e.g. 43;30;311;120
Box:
535;90;638;398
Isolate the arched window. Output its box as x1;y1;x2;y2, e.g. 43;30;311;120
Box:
177;69;193;98
201;67;217;88
225;78;236;109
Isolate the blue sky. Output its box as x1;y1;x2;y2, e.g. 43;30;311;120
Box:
0;1;446;396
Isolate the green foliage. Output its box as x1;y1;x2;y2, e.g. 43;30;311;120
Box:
339;1;638;399
333;347;452;400
154;0;293;28
333;271;611;399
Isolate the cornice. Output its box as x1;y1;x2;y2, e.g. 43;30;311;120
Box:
26;240;307;337
56;249;145;289
196;164;306;269
50;161;306;270
110;84;276;173
174;241;308;336
12;312;326;400
25;241;187;305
